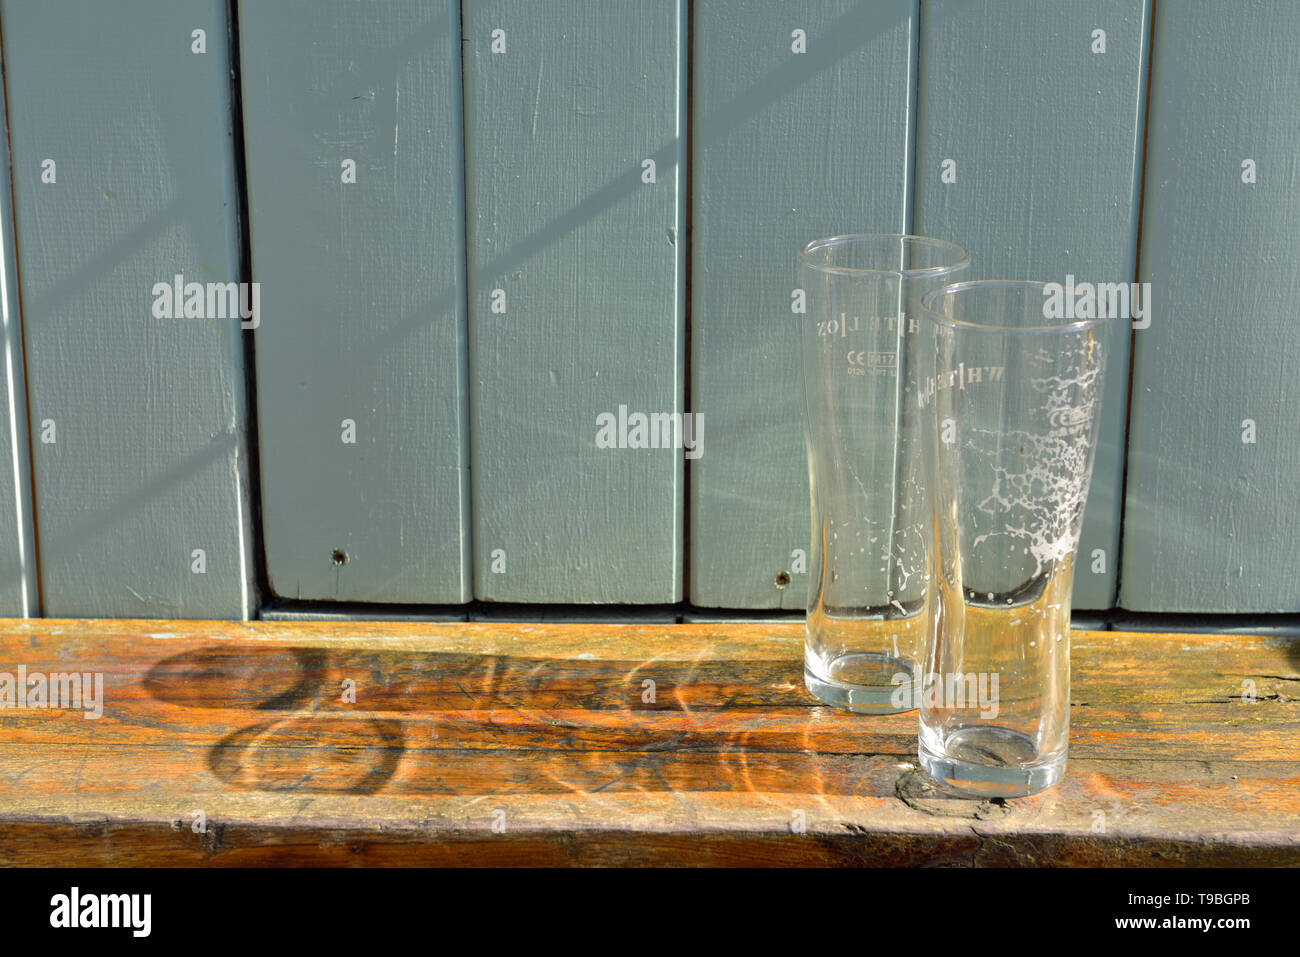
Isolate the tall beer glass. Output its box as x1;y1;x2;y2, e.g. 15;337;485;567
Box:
796;235;970;713
918;279;1113;795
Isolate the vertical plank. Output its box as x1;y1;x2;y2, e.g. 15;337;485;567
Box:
239;0;471;603
1;0;255;618
464;1;685;602
0;83;38;617
914;0;1150;610
690;1;916;608
1122;0;1300;612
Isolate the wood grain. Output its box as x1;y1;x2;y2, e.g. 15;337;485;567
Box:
914;0;1150;609
0;0;255;618
1122;0;1300;612
239;0;472;603
0;618;1293;866
689;0;915;608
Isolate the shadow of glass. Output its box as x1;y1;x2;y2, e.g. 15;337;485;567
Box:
142;643;910;799
210;716;404;795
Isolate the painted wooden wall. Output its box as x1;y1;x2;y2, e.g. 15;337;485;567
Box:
1122;0;1300;612
462;0;686;602
914;0;1149;610
239;0;472;604
0;83;38;617
0;0;1296;618
690;0;916;609
1;0;256;618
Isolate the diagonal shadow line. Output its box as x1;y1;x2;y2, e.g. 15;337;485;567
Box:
0;431;238;600
5;8;288;612
17;200;181;326
18;2;893;382
18;6;255;322
17;2;895;387
316;1;458;103
0;4;898;611
18;0;295;327
693;1;910;151
3;8;470;609
238;2;458;165
234;4;462;371
354;1;898;370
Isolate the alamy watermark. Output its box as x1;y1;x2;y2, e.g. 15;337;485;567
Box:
0;665;103;719
151;273;260;329
893;670;1000;717
1043;274;1150;329
50;887;150;937
595;405;703;459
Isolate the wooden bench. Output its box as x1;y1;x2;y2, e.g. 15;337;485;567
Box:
0;619;1295;866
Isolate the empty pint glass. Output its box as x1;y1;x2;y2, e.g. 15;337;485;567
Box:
918;280;1113;795
796;235;970;712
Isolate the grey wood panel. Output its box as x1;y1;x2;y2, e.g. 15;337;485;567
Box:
259;606;468;622
1;0;255;618
689;0;916;608
0;77;38;617
464;1;685;602
1112;615;1300;637
914;0;1150;610
471;607;677;624
1122;0;1300;612
240;0;472;603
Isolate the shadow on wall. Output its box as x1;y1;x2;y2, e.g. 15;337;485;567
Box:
6;1;901;611
364;0;904;371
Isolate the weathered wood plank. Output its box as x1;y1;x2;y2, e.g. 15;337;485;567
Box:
463;1;685;601
0;816;1288;868
0;78;37;617
1122;0;1300;612
689;0;915;608
0;0;256;617
914;0;1150;609
0;618;1293;866
239;0;472;603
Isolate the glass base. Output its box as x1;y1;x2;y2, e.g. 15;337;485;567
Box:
919;726;1065;797
804;652;920;714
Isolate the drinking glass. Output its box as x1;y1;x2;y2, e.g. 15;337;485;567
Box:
918;279;1113;795
796;235;970;712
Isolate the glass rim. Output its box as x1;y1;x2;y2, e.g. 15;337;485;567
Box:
797;233;971;277
921;279;1119;334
